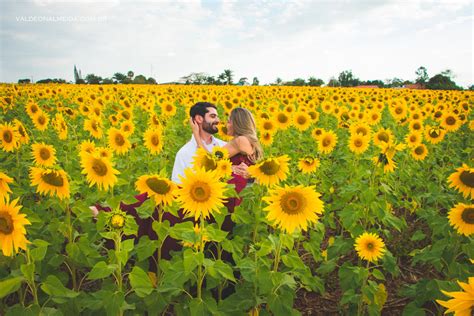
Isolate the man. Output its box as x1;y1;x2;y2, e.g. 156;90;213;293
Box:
172;102;247;183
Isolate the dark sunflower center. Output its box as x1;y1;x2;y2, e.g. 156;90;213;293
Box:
356;127;367;136
3;130;13;143
191;182;211;202
214;151;224;159
202;155;217;171
410;135;417;142
280;192;306;215
259;160;280;175
122;111;130;119
322;137;331;147
115;134;125;146
41;171;64;187
92;159;108;177
459;171;474;188
445;116;456;125
429;129;440;138
354;139;363;147
31;105;39;113
263;122;273;130
38;116;46;125
377;132;389;142
378;153;389;165
395;107;403;114
366;242;374;250
414;146;424;155
461;208;474;224
92;122;99;131
0;212;14;234
166;105;173;111
297;116;306;125
146;178;170;194
18;126;26;137
40;148;51;160
151;135;160;146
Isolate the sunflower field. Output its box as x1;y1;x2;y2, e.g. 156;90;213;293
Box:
0;84;473;315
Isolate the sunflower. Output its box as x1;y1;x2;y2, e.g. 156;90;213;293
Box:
297;157;320;174
193;148;218;172
366;109;382;125
84;118;103;139
260;131;274;147
373;128;394;148
440;112;462;132
53;113;68;140
0;197;30;256
405;131;422;148
212;146;229;160
424;125;445;144
120;120;135;136
263;185;324;233
354;232;386;262
389;101;408;121
13;119;29;145
258;118;277;135
96;146;113;159
408;120;424;134
0;172;13;201
311;127;325;141
248;155;290;187
318;130;338;154
448;203;474;236
217;159;233;179
0;122;19;152
108;128;131;155
175;168;227;220
372;141;405;174
32;111;49;131
274;111;291;130
161;102;177;117
436;277;474;316
25;102;40;118
135;175;176;206
448;164;474;199
349;123;371;138
81;153;119;191
411;144;428;161
349;134;370;155
31;143;57;167
29;167;70;200
79;140;96;161
292;112;311;131
143;128;163;155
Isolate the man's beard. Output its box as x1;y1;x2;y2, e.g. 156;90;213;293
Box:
202;121;218;134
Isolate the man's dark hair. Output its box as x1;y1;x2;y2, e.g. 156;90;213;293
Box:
190;102;217;119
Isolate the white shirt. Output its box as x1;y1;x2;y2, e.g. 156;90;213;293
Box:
171;135;227;184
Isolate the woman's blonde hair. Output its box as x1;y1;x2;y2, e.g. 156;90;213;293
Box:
229;107;263;162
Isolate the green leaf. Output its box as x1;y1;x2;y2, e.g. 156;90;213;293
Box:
281;252;305;270
169;221;195;242
135;236;159;262
212;260;236;282
0;277;24;299
20;263;35;283
103;291;125;316
87;261;116;280
371;269;385;281
189;298;206;316
183;249;203;274
41;275;79;303
152;220;170;241
30;239;49;262
129;266;154;297
205;225;228;242
135;198;156;219
410;230;426;241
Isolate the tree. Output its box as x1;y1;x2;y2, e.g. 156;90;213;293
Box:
102;78;114;84
415;66;429;84
18;79;31;84
327;77;340;87
307;77;324;86
133;74;147;84
74;65;83;84
338;70;359;87
469;85;474;91
85;74;102;84
426;73;461;90
237;77;248;85
385;77;404;88
288;78;306;86
127;70;134;80
252;77;259;86
223;69;233;85
147;77;157;84
113;73;128;83
275;77;283;85
217;73;226;85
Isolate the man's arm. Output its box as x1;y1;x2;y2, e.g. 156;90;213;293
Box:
171;151;185;184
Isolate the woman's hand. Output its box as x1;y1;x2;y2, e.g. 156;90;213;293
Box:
189;117;200;137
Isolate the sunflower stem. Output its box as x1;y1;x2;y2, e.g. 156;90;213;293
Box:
197;213;205;300
273;237;282;272
356;260;371;316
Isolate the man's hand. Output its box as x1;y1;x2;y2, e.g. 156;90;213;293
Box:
189;117;200;136
232;162;250;178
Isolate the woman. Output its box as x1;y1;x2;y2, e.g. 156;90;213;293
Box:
191;107;263;211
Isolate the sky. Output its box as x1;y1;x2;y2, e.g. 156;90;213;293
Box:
0;0;473;87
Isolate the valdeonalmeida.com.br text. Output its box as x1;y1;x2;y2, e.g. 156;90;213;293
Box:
15;16;107;22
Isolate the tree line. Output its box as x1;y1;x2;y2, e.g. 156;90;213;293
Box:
17;66;472;90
